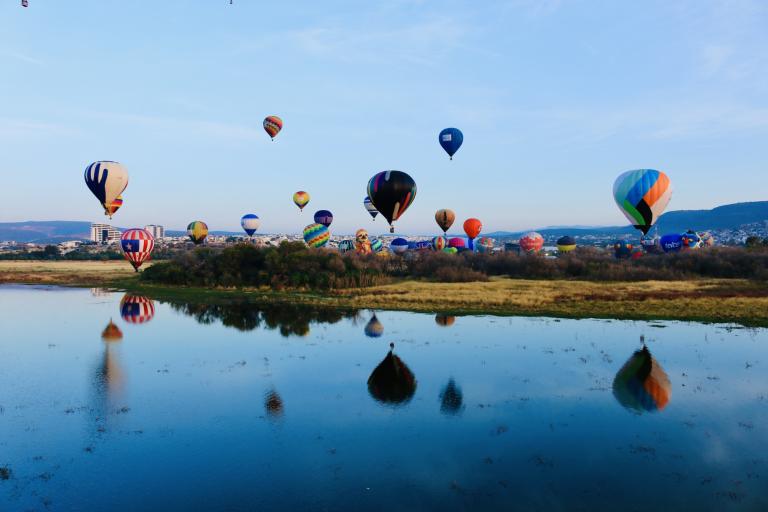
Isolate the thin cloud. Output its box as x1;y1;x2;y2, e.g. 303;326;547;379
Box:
0;48;44;66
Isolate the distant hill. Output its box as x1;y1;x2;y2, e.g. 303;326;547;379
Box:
486;201;768;239
0;221;241;243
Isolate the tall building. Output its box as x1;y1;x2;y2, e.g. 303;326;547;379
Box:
90;223;121;244
144;225;165;239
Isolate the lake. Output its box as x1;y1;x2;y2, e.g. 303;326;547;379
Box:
1;284;766;511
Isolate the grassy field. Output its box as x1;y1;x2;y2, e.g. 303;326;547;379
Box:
1;260;767;325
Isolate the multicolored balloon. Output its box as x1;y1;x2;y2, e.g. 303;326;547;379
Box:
120;228;154;271
614;239;633;259
431;236;447;251
660;233;683;253
313;209;333;228
613;169;672;235
390;238;409;254
338;239;354;253
613;345;671;414
476;237;494;253
293;191;310;212
187;221;209;245
241;214;261;236
519;232;544;254
681;230;702;250
556;236;576;253
364;196;378;220
120;294;156;324
355;229;372;254
104;195;123;218
435;209;455;234
303;223;329;248
263;115;283;140
439;127;463;160
370;238;383;253
367;171;417;233
364;314;384;338
84;161;129;219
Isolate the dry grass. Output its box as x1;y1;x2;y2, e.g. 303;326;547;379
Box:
1;261;766;325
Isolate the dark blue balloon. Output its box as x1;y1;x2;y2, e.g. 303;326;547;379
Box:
660;234;684;253
439;128;463;159
313;210;333;228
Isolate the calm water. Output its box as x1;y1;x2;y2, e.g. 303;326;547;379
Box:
1;285;767;511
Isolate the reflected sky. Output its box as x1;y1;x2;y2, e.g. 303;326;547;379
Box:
1;284;767;511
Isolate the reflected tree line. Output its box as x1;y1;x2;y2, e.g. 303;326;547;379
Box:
98;293;671;417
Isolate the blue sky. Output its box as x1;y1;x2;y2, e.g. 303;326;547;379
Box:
1;0;766;235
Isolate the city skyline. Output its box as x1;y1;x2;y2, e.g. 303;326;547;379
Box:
2;1;767;235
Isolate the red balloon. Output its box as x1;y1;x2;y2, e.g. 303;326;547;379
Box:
463;218;482;240
519;232;544;254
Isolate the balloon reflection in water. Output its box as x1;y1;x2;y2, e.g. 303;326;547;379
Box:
613;345;671;413
439;378;464;415
364;313;384;338
101;320;123;342
368;343;417;406
120;294;155;324
265;389;284;418
435;314;456;327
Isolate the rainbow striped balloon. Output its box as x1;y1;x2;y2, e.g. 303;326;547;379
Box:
303;223;329;248
613;169;671;235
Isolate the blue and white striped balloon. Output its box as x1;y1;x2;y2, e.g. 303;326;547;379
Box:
241;214;261;236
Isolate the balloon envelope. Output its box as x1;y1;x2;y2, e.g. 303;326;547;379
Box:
432;236;447;251
241;214;261;236
364;314;384;338
519;232;544;254
660;233;684;253
435;209;455;234
303;223;330;248
370;238;383;253
367;171;417;232
119;294;155;324
363;196;378;220
613;346;671;413
263;115;283;139
613;169;672;235
313;209;333;228
390;238;409;254
187;221;208;245
293;191;310;211
682;231;702;250
556;236;576;253
367;349;416;405
105;195;123;218
338;240;354;253
439;127;463;159
84;161;129;216
640;235;663;254
448;237;465;249
120;228;154;271
476;237;494;253
463;218;482;240
614;240;633;259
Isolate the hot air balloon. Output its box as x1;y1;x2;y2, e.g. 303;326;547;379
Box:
240;214;261;236
355;229;372;254
699;231;715;247
367;344;416;406
293;191;310;212
640;234;662;254
613;240;633;259
364;314;384;338
442;247;458;254
367;171;417;233
412;240;432;251
363;196;379;220
519;232;544;254
120;228;154;271
476;237;494;253
338;240;354;253
448;237;465;249
104;196;123;218
435;209;455;234
463;218;482;250
435;314;455;327
264;388;284;418
370;238;383;253
119;294;155;324
660;233;683;253
631;246;644;260
101;320;123;342
390;238;408;254
432;236;447;251
84;161;129;218
613;169;672;235
187;221;208;245
263;115;283;140
681;230;702;250
313;210;333;228
303;223;329;248
439;127;463;160
556;236;576;253
439;378;464;415
613;345;671;413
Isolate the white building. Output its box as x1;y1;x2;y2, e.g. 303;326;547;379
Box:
144;225;165;239
90;223;121;244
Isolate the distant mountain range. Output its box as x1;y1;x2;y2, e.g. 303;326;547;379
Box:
1;201;766;243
